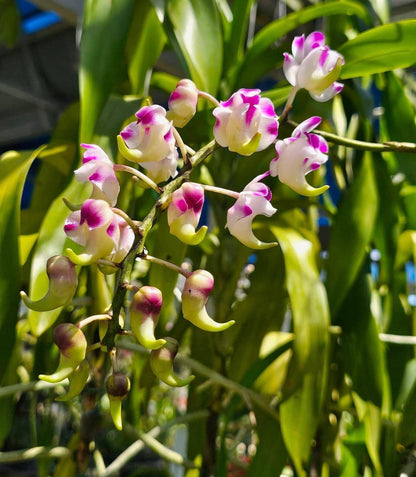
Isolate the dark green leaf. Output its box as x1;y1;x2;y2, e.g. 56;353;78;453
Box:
326;153;378;316
80;0;135;143
0;0;19;47
340;20;416;79
166;0;223;94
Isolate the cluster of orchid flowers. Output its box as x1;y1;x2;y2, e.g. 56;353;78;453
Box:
21;32;344;429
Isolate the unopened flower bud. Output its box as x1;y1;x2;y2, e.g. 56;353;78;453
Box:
130;286;166;350
167;182;207;245
39;323;87;383
105;372;131;430
167;79;198;127
56;359;90;401
182;270;235;332
150;337;194;387
20;256;77;311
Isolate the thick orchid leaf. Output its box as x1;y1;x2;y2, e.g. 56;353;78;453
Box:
340;20;416;79
0;148;42;379
270;224;330;476
380;72;416;183
264;86;292;108
125;0;166;96
326;153;378;316
166;0;223;94
80;0;135;143
151;71;181;95
339;272;385;406
224;0;256;73
236;0;369;82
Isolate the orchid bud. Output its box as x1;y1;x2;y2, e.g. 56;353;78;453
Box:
167;79;199;127
150;337;194;387
130;286;166;350
74;144;120;206
56;359;90;401
182;270;235;332
21;255;77;311
213;89;279;156
105;372;131;430
167;182;207;245
283;31;344;102
39;323;87;383
118;105;177;164
269;116;329;196
227;173;277;249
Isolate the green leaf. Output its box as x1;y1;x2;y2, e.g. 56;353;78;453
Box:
236;0;370;84
166;0;223;94
270;223;330;476
264;85;292;108
80;0;135;143
380;72;416;183
326;153;378;316
339;272;385;406
125;0;167;96
339;20;416;79
151;71;181;94
0;148;42;379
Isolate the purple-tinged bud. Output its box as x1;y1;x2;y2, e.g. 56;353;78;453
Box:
167;79;199;127
56;359;90;401
213;89;279;156
130;286;166;350
167;182;207;245
20;256;77;312
150;337;194;387
182;270;235;332
39;323;87;383
105;372;131;430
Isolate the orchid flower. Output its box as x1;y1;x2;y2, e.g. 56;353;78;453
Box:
167;182;208;245
64;199;134;266
167;79;199;127
118;105;177;164
269;116;329;196
283;31;344;102
213;89;279;155
74;144;120;205
139;151;178;184
227;172;277;249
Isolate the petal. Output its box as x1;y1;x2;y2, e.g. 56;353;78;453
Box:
304;31;326;55
283;53;299;86
292;34;305;62
309;82;344;102
292;116;321;136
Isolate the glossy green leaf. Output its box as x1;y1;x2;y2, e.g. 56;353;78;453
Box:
380;72;416;183
151;71;181;95
271;224;330;476
0;148;42;379
125;0;167;96
237;0;370;83
0;0;19;47
80;0;135;143
326;153;378;316
339;20;416;79
264;86;292;108
166;0;223;94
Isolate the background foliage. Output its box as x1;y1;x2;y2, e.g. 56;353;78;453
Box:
1;0;416;476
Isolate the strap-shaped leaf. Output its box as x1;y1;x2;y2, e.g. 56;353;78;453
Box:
340;20;416;79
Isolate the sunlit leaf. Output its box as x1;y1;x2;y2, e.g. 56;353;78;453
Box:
340;20;416;79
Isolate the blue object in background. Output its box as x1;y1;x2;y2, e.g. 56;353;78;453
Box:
17;0;61;35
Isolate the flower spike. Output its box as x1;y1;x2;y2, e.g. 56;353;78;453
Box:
182;270;235;332
150;337;195;387
20;255;78;312
130;286;166;350
39;323;87;383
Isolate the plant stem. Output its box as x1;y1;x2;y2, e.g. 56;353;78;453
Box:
0;380;68;399
280;86;299;122
139;253;191;277
77;313;110;329
198;90;221;108
172;127;190;165
0;446;71;463
114;164;162;193
202;184;240;200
